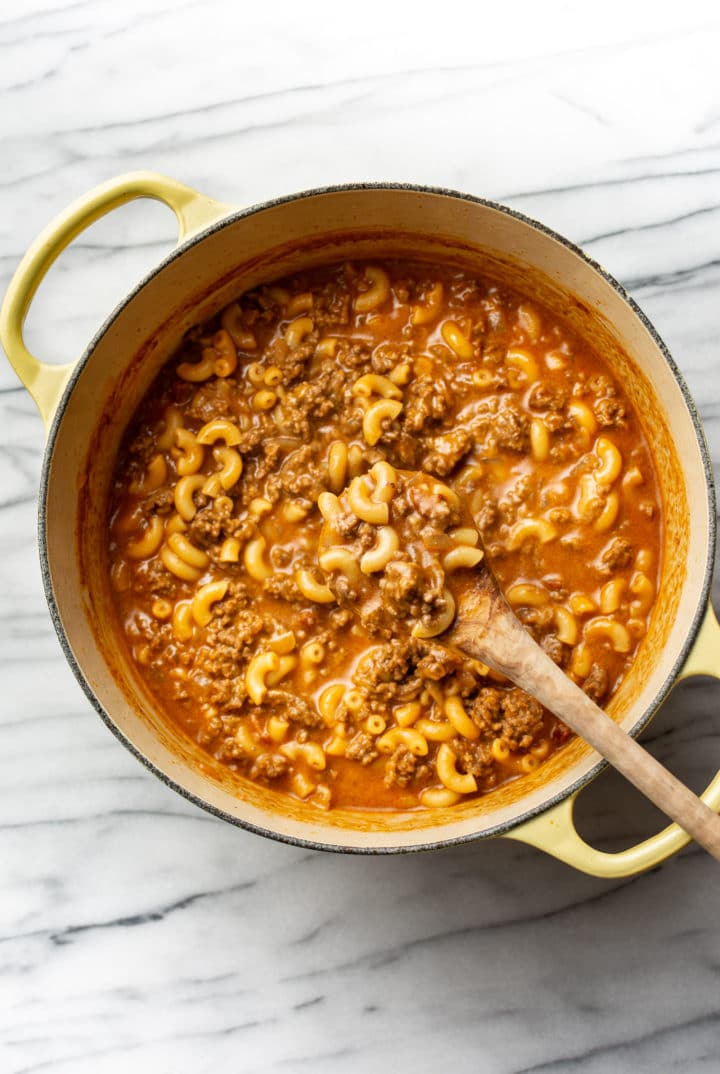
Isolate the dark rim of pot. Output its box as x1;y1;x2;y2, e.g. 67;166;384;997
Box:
37;181;717;856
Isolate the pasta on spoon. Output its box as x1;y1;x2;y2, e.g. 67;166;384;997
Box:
316;465;720;860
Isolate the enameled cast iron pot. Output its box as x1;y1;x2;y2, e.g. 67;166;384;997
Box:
2;173;719;877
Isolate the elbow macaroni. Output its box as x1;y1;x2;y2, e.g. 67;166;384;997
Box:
362;398;403;446
246;652;280;705
354;266;391;313
436;744;477;794
111;260;663;815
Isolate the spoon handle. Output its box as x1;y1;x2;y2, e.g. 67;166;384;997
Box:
453;606;720;864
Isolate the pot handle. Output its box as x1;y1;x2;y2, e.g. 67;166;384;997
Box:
0;171;232;429
504;601;720;877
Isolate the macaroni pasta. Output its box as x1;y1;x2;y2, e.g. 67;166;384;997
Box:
108;261;663;811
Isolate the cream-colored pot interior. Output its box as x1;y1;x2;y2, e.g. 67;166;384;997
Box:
42;187;713;850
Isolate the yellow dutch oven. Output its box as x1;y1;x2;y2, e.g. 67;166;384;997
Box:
2;172;718;877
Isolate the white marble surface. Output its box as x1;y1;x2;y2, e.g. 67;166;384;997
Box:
2;3;720;1071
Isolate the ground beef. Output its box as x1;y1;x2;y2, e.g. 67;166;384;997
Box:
593;396;626;427
516;606;555;630
314;284;351;327
582;663;609;703
406;479;460;527
345;731;378;765
265;445;325;500
265;690;322;728
479;302;509;364
371;343;410;373
546;507;573;526
197;677;243;712
378;558;425;615
330;571;361;614
470;686;543;749
257;338;307;385
473;497;498;535
497;474;537;523
331;502;365;539
544;411;569;434
393;279;411;304
144;488;175;515
470;688;504;734
352;638;448;703
403;375;452;433
422;428;473;476
134;556;177;597
249;439;285;483
588;374;616;396
355;639;417;689
197;713;223;747
184;380;233;422
186;498;249;548
384;746;418;788
244;289;280;317
232;419;276;456
278;375;342;439
415;644;461;681
212;582;253;625
215;732;254;763
199;635;262;687
329;608;353;631
452;739;496;782
250;753;289;781
143;622;174;656
492;402;530;452
273;547;295;570
529;384;567;411
377;557;446;631
452;276;484;308
501;689;544;749
390;431;421;468
482;337;507;365
599;536;633;572
282;338;317;371
551;721;573;746
542;576;568;603
127;429;158;464
203;609;266;666
262;573;303;604
541;633;568;667
336;340;372;369
356;598;395;639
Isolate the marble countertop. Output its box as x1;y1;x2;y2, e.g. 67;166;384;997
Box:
2;3;720;1071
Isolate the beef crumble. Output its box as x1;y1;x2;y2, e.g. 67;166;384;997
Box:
109;259;662;811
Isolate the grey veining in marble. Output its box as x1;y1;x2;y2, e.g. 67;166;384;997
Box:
1;3;719;1072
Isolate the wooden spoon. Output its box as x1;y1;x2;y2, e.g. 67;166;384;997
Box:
317;468;720;863
449;561;720;862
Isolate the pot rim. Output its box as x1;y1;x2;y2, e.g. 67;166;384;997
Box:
37;180;718;853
